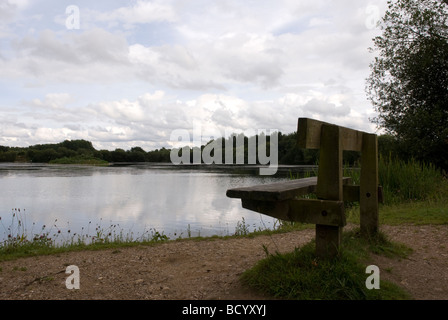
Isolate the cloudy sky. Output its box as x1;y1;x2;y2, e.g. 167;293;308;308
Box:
0;0;387;151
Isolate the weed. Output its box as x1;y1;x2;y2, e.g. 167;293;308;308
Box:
149;230;169;242
240;228;412;300
378;155;447;204
12;266;27;272
0;209;171;261
234;217;250;236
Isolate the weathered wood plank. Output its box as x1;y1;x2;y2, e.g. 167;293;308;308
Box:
315;124;343;259
343;185;384;203
241;199;290;221
297;118;364;151
226;177;353;202
226;177;318;201
316;224;341;258
241;199;345;226
288;199;346;226
316;124;343;201
360;133;379;236
343;185;360;202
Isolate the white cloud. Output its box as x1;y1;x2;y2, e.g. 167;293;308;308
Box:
301;98;351;118
0;0;388;149
0;85;378;150
0;0;29;20
30;93;73;110
2;28;133;86
96;0;177;25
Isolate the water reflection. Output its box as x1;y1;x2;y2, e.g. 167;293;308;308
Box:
0;163;314;243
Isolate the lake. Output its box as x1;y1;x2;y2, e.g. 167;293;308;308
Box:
0;163;315;244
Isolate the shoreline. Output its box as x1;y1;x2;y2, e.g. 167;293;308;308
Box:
0;224;447;300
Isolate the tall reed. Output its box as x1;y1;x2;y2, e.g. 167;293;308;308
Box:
334;156;446;205
378;155;447;204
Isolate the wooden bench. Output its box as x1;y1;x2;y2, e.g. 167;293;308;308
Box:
226;118;381;259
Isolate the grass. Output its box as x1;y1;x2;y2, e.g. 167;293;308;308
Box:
0;208;305;262
0;211;171;262
240;229;412;300
377;155;448;204
346;198;448;226
344;155;448;226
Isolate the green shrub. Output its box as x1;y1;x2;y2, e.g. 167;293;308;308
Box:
378;155;447;204
240;230;412;300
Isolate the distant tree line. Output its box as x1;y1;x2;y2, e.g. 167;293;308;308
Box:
170;132;321;165
0;139;171;164
0;132;414;166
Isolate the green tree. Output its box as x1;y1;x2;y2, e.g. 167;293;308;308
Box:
60;139;95;152
99;149;113;162
111;148;127;162
366;0;448;170
0;151;17;162
29;149;60;162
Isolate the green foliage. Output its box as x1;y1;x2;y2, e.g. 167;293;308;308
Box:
378;199;448;225
240;229;411;300
49;156;109;166
0;209;56;258
366;0;448;171
0;209;170;261
378;155;447;204
0;131;363;166
377;134;400;159
0;140;172;164
234;217;250;236
60;139;95;152
0;150;17;162
340;139;447;206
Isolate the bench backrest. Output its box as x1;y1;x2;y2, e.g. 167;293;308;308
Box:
297;118;379;236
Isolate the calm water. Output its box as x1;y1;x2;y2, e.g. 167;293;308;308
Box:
0;163;314;243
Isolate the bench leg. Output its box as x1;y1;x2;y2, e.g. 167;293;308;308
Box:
315;225;341;259
315;124;343;259
360;133;379;237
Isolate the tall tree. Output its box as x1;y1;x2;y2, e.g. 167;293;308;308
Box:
366;0;448;170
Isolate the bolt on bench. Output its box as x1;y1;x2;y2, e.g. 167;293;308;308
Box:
226;118;381;259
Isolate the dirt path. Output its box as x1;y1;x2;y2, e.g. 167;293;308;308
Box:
0;224;447;300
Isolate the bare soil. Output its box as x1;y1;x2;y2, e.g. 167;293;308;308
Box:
0;224;447;300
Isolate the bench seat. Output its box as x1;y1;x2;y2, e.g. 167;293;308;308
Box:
226;177;353;202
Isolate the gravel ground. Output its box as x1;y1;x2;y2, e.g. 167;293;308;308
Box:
0;224;447;300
